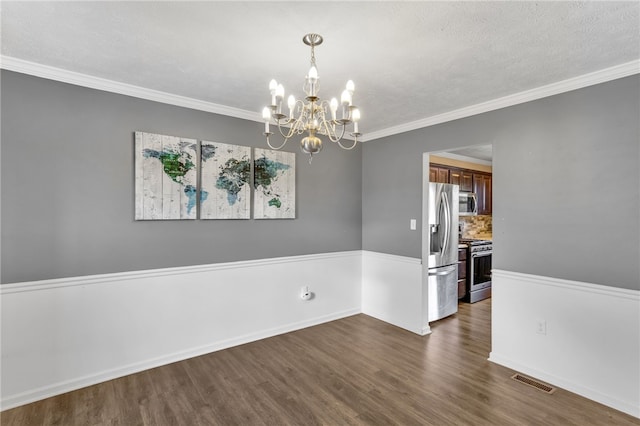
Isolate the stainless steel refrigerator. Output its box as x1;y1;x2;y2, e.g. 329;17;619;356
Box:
426;182;459;322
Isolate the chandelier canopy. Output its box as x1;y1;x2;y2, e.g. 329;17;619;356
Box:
262;33;362;163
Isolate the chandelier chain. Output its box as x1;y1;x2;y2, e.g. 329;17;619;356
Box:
310;44;316;68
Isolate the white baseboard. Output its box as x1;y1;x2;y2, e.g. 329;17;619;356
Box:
489;269;640;419
1;251;362;411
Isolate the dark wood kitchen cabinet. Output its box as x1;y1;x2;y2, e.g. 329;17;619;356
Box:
450;169;473;192
473;173;492;215
430;163;492;214
429;165;450;183
457;247;467;299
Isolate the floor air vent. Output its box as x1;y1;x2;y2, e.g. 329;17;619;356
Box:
511;374;556;394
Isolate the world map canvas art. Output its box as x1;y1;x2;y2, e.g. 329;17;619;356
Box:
200;141;251;219
135;132;198;220
253;148;296;219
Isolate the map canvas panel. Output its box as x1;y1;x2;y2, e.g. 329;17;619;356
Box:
135;132;198;220
200;141;251;219
253;148;296;219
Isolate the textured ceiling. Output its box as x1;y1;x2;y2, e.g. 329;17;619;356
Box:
2;1;639;144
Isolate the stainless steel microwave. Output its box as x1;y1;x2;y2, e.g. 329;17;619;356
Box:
459;192;478;216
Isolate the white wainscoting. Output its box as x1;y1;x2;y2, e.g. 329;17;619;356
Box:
0;251;362;411
489;269;640;419
361;251;427;335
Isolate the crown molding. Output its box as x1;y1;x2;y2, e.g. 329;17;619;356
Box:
362;59;640;142
2;56;638;141
0;56;264;123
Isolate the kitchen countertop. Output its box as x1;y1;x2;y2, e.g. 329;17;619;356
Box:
461;233;492;241
458;234;492;248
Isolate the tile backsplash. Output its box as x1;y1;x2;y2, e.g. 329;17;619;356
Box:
460;215;492;239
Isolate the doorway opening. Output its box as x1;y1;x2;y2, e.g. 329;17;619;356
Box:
422;144;493;327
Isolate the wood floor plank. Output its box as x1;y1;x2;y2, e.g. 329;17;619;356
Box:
2;299;639;425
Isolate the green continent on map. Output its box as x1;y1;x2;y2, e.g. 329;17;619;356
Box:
254;156;290;188
143;148;194;184
215;158;250;205
268;198;282;208
254;155;291;209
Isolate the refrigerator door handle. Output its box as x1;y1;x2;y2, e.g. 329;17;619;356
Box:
441;191;451;256
428;265;456;276
431;189;444;254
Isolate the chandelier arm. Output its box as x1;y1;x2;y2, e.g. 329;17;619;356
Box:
276;118;298;140
265;132;289;150
314;106;335;141
317;100;331;117
326;123;346;143
316;115;335;140
294;99;306;117
323;123;340;142
337;136;359;150
289;115;307;136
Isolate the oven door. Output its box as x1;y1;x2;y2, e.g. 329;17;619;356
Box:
470;250;492;291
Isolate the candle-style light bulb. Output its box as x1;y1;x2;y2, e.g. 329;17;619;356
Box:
308;66;318;82
262;107;271;133
341;90;351;106
346;80;355;94
330;98;338;120
269;79;278;106
340;90;352;121
308;66;319;96
352;108;360;133
275;84;285;114
287;95;296;117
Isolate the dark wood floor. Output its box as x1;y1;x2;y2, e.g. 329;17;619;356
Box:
2;299;638;425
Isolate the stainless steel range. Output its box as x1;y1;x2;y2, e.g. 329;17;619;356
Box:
460;239;492;303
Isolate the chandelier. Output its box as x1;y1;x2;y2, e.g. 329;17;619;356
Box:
262;33;362;163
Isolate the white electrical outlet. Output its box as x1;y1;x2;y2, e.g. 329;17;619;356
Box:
301;286;311;301
536;320;547;335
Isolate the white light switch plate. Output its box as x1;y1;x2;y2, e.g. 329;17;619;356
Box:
410;219;417;230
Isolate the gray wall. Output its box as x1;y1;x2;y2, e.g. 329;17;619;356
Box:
1;71;362;283
363;75;639;291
